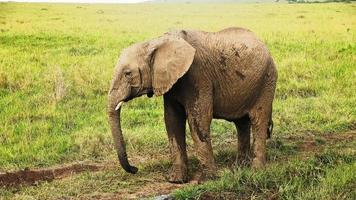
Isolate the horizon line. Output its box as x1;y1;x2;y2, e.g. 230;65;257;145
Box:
0;0;149;3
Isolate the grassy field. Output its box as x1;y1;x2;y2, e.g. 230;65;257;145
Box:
0;2;355;199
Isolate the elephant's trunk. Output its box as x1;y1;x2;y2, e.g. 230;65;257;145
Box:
108;100;138;174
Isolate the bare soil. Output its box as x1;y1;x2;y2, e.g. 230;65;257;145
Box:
79;182;186;200
286;130;355;152
0;163;106;187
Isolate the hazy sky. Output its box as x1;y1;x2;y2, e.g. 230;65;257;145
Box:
0;0;147;3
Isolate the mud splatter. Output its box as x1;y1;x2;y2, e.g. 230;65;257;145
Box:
235;70;245;80
232;46;240;58
219;51;227;67
0;163;105;187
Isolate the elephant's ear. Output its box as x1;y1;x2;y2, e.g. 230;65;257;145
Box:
151;37;195;96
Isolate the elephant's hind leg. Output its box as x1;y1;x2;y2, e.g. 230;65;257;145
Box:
250;87;275;169
234;115;251;165
164;96;188;183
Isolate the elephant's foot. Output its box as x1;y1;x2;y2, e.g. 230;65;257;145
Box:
252;157;266;170
167;165;188;184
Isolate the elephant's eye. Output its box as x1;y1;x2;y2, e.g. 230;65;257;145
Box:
124;70;132;78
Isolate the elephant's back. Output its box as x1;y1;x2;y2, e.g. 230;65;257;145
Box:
216;27;267;50
217;27;253;35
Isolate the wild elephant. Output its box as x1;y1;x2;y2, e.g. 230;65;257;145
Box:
108;27;277;183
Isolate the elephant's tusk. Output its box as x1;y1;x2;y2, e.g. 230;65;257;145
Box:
115;101;124;111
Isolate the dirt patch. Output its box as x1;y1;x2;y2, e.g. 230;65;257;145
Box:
299;140;318;152
323;130;356;142
283;130;356;152
79;182;186;200
125;182;183;199
0;163;105;187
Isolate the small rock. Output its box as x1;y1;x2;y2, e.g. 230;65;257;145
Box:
154;195;173;200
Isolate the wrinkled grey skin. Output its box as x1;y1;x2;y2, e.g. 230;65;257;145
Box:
108;27;277;183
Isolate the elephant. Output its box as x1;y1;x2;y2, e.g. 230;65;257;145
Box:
108;27;277;183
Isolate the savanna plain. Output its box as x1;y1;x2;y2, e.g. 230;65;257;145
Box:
0;2;355;199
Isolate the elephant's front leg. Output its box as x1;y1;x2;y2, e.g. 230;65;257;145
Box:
164;96;188;183
186;91;216;183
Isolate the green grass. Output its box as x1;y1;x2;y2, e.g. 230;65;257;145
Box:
174;150;356;199
0;2;355;199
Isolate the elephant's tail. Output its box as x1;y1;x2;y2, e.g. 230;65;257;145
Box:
267;117;273;139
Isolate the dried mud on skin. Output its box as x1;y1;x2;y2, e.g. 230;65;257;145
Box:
0;163;105;187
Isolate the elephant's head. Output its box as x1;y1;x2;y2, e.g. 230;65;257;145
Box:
107;35;196;174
